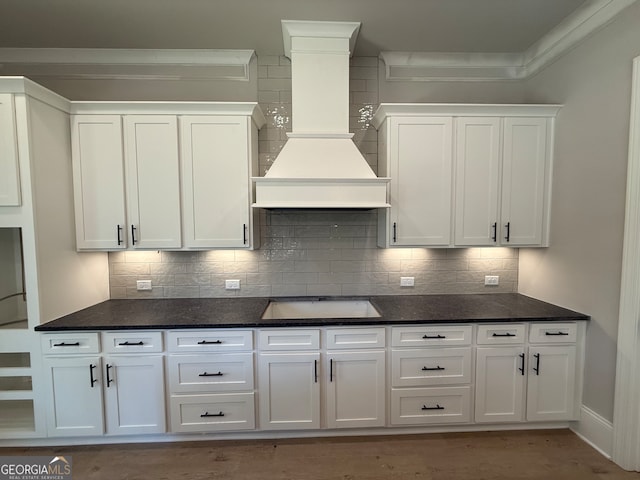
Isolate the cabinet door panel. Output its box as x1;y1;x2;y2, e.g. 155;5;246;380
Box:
124;116;181;249
71;115;126;249
181;116;250;248
389;117;453;246
501;117;548;246
0;94;21;206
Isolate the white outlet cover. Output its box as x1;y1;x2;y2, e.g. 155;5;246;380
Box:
484;275;500;286
400;276;415;287
225;279;241;290
136;280;152;291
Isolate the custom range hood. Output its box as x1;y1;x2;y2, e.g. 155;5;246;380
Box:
252;20;390;209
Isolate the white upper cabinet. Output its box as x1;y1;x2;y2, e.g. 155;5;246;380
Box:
180;115;257;249
0;94;21;206
123;115;181;249
71;115;126;250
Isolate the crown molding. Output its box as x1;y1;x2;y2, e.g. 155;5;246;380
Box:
0;48;255;81
281;20;361;58
380;0;638;82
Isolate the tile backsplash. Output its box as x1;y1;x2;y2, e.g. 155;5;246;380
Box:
108;55;519;299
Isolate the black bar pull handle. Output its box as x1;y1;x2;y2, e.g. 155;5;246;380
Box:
518;353;525;375
492;332;516;337
421;366;445;371
197;340;223;345
200;411;224;418
198;371;224;377
131;225;137;245
118;341;144;346
533;353;541;375
422;334;446;339
106;364;113;387
314;360;318;383
329;358;334;382
89;364;97;387
421;404;445;411
504;222;511;242
243;224;247;245
117;225;123;245
53;342;80;347
491;222;497;242
545;331;570;336
392;222;397;243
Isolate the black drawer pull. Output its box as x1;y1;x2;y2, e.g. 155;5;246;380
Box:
198;340;223;345
200;411;224;418
492;333;516;337
198;371;224;377
421;366;445;371
545;331;569;336
421;404;445;411
422;334;446;339
54;342;80;347
118;341;144;346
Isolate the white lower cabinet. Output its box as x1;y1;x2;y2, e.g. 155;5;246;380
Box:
391;386;472;425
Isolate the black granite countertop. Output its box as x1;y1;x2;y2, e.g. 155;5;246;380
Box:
34;294;589;331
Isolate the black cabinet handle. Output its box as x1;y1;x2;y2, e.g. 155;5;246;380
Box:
421;404;444;411
117;225;123;245
422;334;446;339
421;366;445;371
533;353;541;375
329;359;334;382
545;331;569;336
131;225;137;245
198;371;223;377
491;222;497;242
243;224;247;245
118;341;144;346
519;353;525;375
197;340;223;345
89;364;97;387
504;222;511;242
53;342;80;347
106;364;113;387
314;360;318;383
492;332;516;337
392;222;397;243
200;411;224;418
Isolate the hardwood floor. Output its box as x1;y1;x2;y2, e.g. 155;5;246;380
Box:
2;429;639;479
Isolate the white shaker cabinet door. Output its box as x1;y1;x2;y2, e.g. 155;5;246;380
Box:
71;115;126;249
124;116;181;249
180;116;252;248
0;94;21;206
501;117;549;246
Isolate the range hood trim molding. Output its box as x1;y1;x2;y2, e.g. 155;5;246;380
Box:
282;20;360;59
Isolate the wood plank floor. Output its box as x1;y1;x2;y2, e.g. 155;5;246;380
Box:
2;429;639;479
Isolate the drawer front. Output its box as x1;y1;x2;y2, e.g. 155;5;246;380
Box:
476;324;526;345
102;331;163;353
41;333;100;354
326;327;386;350
169;393;255;433
168;353;254;393
167;330;253;353
258;329;320;351
391;325;472;347
390;387;471;425
529;323;577;343
391;348;472;387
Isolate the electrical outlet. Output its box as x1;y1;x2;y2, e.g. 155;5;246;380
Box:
225;279;241;290
400;276;415;287
136;280;152;291
484;275;500;286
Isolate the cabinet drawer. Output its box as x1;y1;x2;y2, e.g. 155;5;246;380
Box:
102;331;163;353
169;393;255;433
41;333;100;354
391;348;471;387
168;353;254;393
476;324;525;345
529;323;577;343
391;325;472;347
167;330;253;352
390;386;471;425
326;327;385;349
258;329;320;351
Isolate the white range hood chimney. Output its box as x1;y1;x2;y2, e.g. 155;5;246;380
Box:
252;20;390;209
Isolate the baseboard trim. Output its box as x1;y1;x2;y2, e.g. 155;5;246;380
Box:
571;405;613;459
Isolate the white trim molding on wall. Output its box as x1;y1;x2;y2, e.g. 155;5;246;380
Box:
612;55;640;472
572;405;614;459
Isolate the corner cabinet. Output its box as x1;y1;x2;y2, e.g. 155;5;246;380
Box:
70;103;265;251
373;104;560;248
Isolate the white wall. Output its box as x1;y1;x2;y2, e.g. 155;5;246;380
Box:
519;1;640;422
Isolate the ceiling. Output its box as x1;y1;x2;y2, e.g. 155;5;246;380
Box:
0;0;596;57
